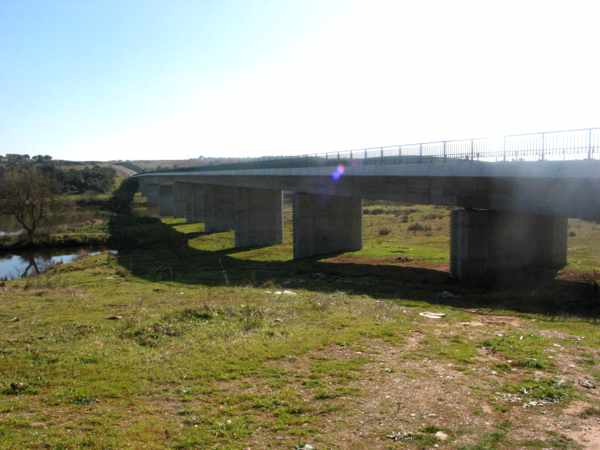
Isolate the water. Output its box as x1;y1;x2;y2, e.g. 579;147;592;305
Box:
0;249;117;280
0;230;23;238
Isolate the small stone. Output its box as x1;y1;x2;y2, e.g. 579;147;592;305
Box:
8;317;19;322
8;382;27;393
435;431;449;441
106;315;123;320
579;378;595;389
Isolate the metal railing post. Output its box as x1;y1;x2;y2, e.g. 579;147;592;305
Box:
443;141;447;161
541;132;545;161
419;143;423;163
470;140;474;161
350;150;353;160
364;149;367;160
503;137;506;162
380;147;384;163
588;128;593;160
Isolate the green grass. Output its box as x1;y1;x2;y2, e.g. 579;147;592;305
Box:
0;202;599;448
482;333;552;370
504;378;575;403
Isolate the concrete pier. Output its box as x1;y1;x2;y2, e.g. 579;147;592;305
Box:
182;184;196;222
293;193;362;259
158;184;175;217
188;184;204;222
204;185;235;232
142;183;160;206
450;208;567;282
173;182;187;218
234;188;283;248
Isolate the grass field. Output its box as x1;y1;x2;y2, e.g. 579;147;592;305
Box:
1;203;599;449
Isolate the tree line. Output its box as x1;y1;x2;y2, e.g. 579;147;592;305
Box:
0;154;116;195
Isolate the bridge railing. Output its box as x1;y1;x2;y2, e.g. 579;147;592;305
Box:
290;127;599;165
144;127;600;175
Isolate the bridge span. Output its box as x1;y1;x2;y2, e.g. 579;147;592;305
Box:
134;128;600;283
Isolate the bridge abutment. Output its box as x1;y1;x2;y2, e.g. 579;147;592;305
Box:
293;193;362;259
233;187;283;248
158;184;175;217
450;208;567;283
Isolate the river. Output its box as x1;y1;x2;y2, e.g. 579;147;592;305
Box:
0;249;117;280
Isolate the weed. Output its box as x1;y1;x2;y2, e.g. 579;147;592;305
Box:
482;333;551;369
505;378;573;403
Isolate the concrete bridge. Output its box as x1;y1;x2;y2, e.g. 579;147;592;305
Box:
134;128;600;283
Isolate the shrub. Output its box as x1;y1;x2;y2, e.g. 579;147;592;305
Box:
378;227;391;236
407;222;431;233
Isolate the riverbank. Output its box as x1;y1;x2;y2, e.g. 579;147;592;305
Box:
0;191;149;253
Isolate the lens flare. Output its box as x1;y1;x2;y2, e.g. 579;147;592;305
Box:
330;164;346;181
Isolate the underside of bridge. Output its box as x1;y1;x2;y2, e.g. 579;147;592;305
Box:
139;175;575;284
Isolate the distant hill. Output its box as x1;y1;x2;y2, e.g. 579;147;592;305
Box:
113;156;252;173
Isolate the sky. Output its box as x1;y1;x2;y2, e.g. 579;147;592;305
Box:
1;0;599;161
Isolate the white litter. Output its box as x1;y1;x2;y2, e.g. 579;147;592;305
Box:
273;290;297;296
419;311;446;319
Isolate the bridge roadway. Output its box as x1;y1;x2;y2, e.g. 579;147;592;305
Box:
135;159;600;283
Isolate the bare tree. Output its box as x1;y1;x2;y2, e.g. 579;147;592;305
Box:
0;167;59;244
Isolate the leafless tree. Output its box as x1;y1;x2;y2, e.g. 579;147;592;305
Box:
0;167;60;244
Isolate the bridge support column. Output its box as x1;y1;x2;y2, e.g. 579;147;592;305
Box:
450;208;567;283
141;183;160;206
158;184;175;217
293;193;362;259
203;186;235;232
173;182;187;218
181;184;196;222
189;185;205;223
234;188;283;248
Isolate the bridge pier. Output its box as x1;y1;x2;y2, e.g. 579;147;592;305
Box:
158;184;175;217
293;193;362;259
189;184;205;222
234;188;283;248
173;182;187;218
203;185;235;232
140;182;160;206
450;208;567;283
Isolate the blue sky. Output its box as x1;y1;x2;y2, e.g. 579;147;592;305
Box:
1;0;599;161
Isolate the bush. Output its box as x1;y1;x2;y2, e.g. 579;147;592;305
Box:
423;213;445;221
378;227;391;236
407;222;431;233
